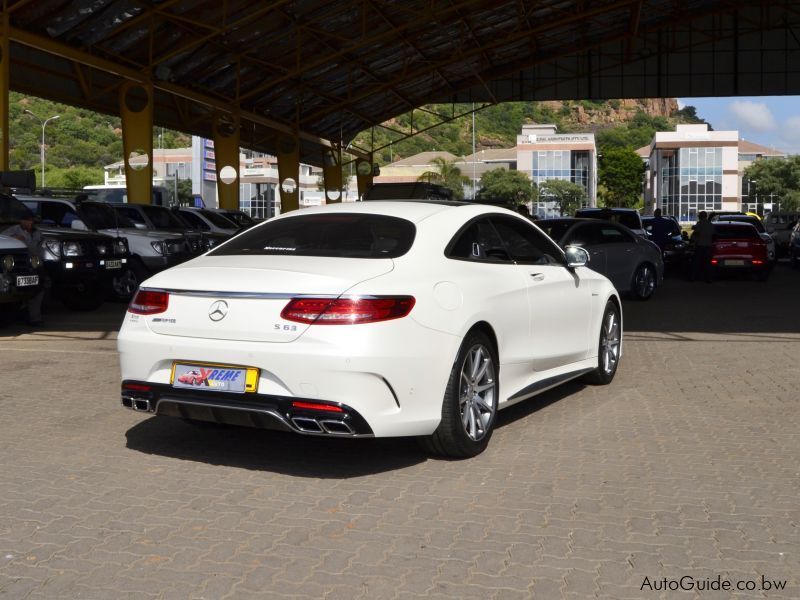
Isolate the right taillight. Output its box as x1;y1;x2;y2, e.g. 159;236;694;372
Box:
129;289;169;315
281;296;415;325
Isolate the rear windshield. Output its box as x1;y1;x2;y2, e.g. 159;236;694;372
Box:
576;210;641;230
210;213;416;258
713;225;760;240
717;216;765;233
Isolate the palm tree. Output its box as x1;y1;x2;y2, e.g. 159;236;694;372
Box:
418;157;470;200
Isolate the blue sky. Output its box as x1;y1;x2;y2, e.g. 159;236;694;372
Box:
679;96;800;154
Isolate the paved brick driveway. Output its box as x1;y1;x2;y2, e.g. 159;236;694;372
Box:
1;266;798;599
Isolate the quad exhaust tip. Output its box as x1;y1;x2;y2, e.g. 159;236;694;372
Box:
291;416;354;435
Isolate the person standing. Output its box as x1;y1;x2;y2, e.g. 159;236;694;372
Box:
2;210;45;324
690;211;714;283
649;208;672;254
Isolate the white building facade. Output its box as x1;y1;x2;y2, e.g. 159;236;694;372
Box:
516;124;598;218
643;124;739;222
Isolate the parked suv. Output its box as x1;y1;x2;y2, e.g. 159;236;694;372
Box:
574;207;648;238
111;203;229;253
19;196;191;301
0;233;42;324
711;214;776;261
175;207;239;236
2;192;126;310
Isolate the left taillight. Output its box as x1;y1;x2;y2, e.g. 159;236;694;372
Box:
128;289;169;315
281;296;415;325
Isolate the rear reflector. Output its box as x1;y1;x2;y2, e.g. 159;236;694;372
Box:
129;289;169;315
281;296;415;325
123;383;152;392
292;401;344;413
752;259;764;265
711;259;718;265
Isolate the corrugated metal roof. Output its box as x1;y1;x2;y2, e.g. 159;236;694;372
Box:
4;1;800;166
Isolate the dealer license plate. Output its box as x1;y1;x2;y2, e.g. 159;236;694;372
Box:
105;259;122;269
725;259;745;266
16;275;39;287
171;362;259;393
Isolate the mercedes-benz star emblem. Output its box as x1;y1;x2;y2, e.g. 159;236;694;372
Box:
208;300;228;322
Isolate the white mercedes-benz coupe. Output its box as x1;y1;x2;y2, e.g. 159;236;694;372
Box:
118;200;622;457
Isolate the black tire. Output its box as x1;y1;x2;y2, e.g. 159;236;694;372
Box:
60;283;105;311
630;263;657;300
111;259;148;302
419;330;498;458
582;300;622;385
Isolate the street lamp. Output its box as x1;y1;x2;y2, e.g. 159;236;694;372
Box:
24;110;60;188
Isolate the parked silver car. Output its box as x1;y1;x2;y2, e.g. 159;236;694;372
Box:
539;217;664;300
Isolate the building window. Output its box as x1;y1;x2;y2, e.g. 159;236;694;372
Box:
658;147;722;221
531;150;592;217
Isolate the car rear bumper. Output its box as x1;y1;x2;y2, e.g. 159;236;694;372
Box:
121;380;374;436
118;318;460;437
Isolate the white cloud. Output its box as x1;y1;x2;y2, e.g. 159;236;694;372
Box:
729;101;777;132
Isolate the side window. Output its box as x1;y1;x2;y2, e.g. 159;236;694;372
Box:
490;216;563;265
41;202;79;227
21;201;41;218
598;225;635;244
447;218;513;263
180;211;210;230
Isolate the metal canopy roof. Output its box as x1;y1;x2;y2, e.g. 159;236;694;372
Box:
4;1;800;166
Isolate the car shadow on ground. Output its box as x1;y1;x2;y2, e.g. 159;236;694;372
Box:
125;417;429;477
124;380;588;476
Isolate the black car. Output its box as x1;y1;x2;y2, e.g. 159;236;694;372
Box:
1;192;129;310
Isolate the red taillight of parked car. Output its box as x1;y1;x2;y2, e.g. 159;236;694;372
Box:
128;289;169;315
281;296;415;325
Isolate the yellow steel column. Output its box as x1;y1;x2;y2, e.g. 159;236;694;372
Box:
212;112;240;210
355;156;375;199
322;144;342;203
0;12;9;172
276;133;300;213
119;81;153;204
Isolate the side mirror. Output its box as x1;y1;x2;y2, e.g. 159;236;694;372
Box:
565;245;590;268
70;219;88;231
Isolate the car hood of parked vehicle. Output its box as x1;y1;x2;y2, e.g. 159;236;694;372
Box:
0;233;27;250
97;227;185;240
38;226;123;243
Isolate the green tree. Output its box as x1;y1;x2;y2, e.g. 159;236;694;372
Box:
418;156;470;199
477;168;537;205
177;179;194;205
745;156;800;212
598;147;644;207
539;179;587;216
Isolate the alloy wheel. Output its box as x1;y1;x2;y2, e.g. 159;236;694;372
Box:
600;309;621;376
458;344;497;441
635;265;655;298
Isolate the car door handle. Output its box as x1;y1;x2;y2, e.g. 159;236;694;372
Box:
530;273;545;281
